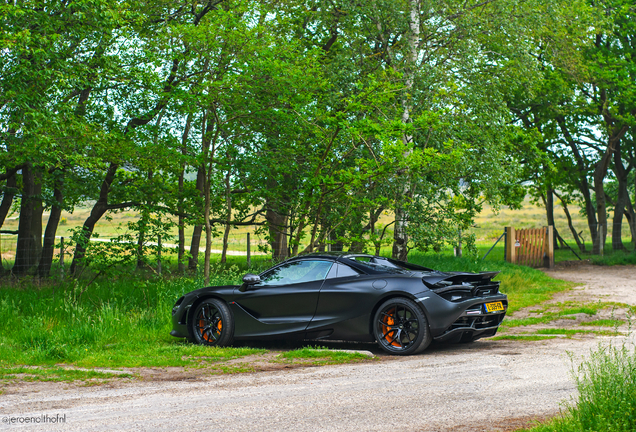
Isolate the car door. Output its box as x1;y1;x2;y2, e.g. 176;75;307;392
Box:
233;259;333;335
307;262;381;338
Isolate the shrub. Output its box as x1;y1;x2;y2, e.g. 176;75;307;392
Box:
527;342;636;432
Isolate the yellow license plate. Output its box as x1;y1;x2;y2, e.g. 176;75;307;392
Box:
485;302;504;313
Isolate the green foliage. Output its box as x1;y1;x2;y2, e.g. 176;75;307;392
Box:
2;0;630;277
523;343;636;432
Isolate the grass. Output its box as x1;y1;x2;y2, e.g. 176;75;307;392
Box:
580;319;625;327
492;335;557;341
591;250;636;266
0;251;574;385
0;269;272;384
276;347;372;365
0;264;378;385
499;301;634;331
0;366;134;382
535;329;594;335
521;342;636;432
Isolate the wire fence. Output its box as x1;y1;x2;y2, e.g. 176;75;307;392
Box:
468;221;635;262
0;229;270;276
0;221;633;276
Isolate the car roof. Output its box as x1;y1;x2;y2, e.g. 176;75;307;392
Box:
287;252;433;274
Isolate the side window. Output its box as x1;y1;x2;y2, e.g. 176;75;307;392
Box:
326;262;360;279
259;260;333;286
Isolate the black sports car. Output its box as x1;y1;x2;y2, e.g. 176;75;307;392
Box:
170;252;508;355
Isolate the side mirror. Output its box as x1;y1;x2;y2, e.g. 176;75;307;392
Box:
240;273;261;292
242;273;261;285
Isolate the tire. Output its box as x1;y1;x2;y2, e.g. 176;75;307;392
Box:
373;297;431;355
190;298;234;347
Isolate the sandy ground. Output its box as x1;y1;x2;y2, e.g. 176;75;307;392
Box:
544;262;636;304
1;263;635;432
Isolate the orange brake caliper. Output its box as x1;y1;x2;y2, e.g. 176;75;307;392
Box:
382;308;401;347
199;318;209;341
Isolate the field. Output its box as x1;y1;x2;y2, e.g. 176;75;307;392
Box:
1;195;633;272
1;197;635;432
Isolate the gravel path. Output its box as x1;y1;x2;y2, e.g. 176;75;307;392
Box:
1;264;634;432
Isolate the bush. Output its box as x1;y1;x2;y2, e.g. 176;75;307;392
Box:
527;342;636;432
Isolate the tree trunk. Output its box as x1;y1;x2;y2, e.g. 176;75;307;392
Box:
177;114;192;274
592;146;613;254
220;170;232;264
189;225;203;270
188;166;205;270
136;172;153;270
330;228;344;252
38;173;64;278
392;0;419;262
70;163;118;274
0;173;17;228
624;198;636;250
557;118;599;251
136;212;147;269
612;142;630;251
265;204;288;261
14;164;43;275
612;187;628;251
350;207;384;253
545;187;561;248
392;206;409;261
204;168;212;285
554;191;586;252
178;211;185;273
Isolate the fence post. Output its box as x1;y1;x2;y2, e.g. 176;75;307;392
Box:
59;237;65;279
505;227;516;264
544;226;554;269
246;233;251;268
457;229;462;258
157;234;162;275
597;224;604;257
503;228;507;261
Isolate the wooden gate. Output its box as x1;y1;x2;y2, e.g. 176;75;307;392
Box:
505;226;554;268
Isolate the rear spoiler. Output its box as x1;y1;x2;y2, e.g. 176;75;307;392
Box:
421;271;500;290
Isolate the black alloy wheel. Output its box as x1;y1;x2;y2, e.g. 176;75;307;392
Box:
190;298;234;347
373;297;431;355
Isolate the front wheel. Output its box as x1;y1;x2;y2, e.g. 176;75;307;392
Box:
190;298;234;347
373;298;431;355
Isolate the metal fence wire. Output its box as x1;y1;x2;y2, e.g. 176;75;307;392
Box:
0;222;633;275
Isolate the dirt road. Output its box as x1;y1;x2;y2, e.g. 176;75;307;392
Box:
1;264;634;432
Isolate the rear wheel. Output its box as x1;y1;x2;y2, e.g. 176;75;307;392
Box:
190;298;234;347
373;298;431;355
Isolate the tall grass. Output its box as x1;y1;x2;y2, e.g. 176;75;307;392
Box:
0;266;264;368
525;342;636;432
0;254;572;371
591;250;636;266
